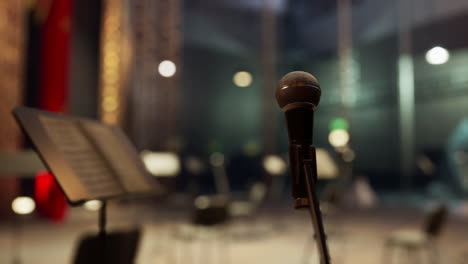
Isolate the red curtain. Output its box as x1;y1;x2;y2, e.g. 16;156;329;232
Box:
34;0;73;222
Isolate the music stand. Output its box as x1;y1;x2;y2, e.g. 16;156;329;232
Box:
13;106;164;263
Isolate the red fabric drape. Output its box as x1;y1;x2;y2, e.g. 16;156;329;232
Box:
34;171;68;221
34;0;73;222
38;0;72;112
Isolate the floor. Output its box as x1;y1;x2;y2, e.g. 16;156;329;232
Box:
0;201;467;264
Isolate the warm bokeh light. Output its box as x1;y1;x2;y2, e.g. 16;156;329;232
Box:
194;195;210;209
342;147;356;162
11;196;36;215
233;71;253;87
141;151;181;177
158;60;177;77
263;155;286;175
243;141;260;156
210;152;225;167
83;200;102;211
425;46;450;65
417;155;436;176
328;129;350;148
185;156;205;175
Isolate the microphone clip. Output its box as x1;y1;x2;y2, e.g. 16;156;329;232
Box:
289;144;318;209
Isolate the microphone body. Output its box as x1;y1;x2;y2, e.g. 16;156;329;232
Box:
275;71;321;209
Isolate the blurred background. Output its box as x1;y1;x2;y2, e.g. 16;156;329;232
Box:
1;0;468;263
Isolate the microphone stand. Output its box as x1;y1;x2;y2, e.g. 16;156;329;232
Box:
303;158;331;264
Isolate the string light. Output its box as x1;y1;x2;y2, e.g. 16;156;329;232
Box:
99;0;123;125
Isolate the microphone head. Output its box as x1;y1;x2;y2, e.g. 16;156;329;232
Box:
275;71;321;112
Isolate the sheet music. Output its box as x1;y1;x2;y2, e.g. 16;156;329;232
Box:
79;120;152;193
39;116;124;197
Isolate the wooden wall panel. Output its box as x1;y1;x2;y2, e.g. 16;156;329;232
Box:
0;0;26;215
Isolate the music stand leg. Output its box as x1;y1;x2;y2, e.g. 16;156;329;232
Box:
303;160;331;264
11;215;22;264
99;200;107;264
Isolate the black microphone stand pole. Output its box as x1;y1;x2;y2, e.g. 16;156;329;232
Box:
99;200;107;264
303;157;331;264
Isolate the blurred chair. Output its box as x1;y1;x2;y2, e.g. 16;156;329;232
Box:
211;153;268;223
228;182;267;218
169;195;230;264
227;182;273;240
224;154;271;239
382;204;449;264
169;153;270;263
168;153;231;264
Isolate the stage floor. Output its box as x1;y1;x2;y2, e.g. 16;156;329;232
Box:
1;201;467;264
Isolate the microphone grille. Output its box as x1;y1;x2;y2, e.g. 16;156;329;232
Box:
275;71;321;111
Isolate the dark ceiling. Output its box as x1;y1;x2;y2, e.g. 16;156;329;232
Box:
183;0;468;58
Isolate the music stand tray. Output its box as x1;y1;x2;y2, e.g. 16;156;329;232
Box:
13;106;163;205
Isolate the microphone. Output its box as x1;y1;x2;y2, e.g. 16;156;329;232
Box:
276;71;331;264
275;71;321;209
